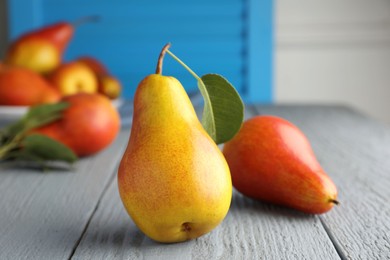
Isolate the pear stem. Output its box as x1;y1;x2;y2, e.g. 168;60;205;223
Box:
0;140;18;160
166;49;201;81
329;199;340;205
155;43;172;75
71;15;100;27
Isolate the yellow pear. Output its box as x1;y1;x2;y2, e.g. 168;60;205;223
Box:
118;45;232;243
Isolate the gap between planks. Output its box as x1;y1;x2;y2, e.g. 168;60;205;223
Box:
68;165;120;260
318;217;347;260
67;100;133;259
254;104;346;260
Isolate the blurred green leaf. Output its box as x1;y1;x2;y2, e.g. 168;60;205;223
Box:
1;102;69;141
21;134;78;163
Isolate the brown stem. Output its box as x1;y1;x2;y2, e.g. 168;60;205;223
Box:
155;43;171;75
329;199;340;205
0;141;18;160
71;16;100;27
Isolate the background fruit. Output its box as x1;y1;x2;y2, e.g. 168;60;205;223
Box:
97;76;121;99
34;93;120;156
48;61;98;96
0;65;61;106
77;56;122;99
223;115;338;214
77;56;108;75
5;22;74;74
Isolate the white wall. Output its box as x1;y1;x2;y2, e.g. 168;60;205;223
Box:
275;0;390;123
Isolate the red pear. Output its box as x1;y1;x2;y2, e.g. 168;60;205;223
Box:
5;17;98;74
76;56;108;75
223;115;338;214
0;65;60;106
5;22;74;74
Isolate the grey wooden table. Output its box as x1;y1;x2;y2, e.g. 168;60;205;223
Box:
0;102;389;260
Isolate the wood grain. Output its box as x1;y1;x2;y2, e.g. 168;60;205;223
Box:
3;105;389;259
256;105;390;259
0;129;129;260
72;105;339;260
72;178;339;260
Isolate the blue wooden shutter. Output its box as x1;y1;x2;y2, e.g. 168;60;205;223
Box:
7;0;273;103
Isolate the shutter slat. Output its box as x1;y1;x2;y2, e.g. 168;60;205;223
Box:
40;0;244;98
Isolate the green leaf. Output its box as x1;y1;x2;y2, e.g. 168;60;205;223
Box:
5;149;47;165
25;102;68;119
21;134;78;163
165;48;244;144
198;74;244;144
1;102;69;141
22;102;69;131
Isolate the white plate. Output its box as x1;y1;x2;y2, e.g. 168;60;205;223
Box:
111;98;124;110
0;105;29;120
0;98;124;121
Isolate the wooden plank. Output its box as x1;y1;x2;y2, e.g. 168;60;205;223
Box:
256;105;390;259
0;128;129;260
72;105;339;259
72;178;339;259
